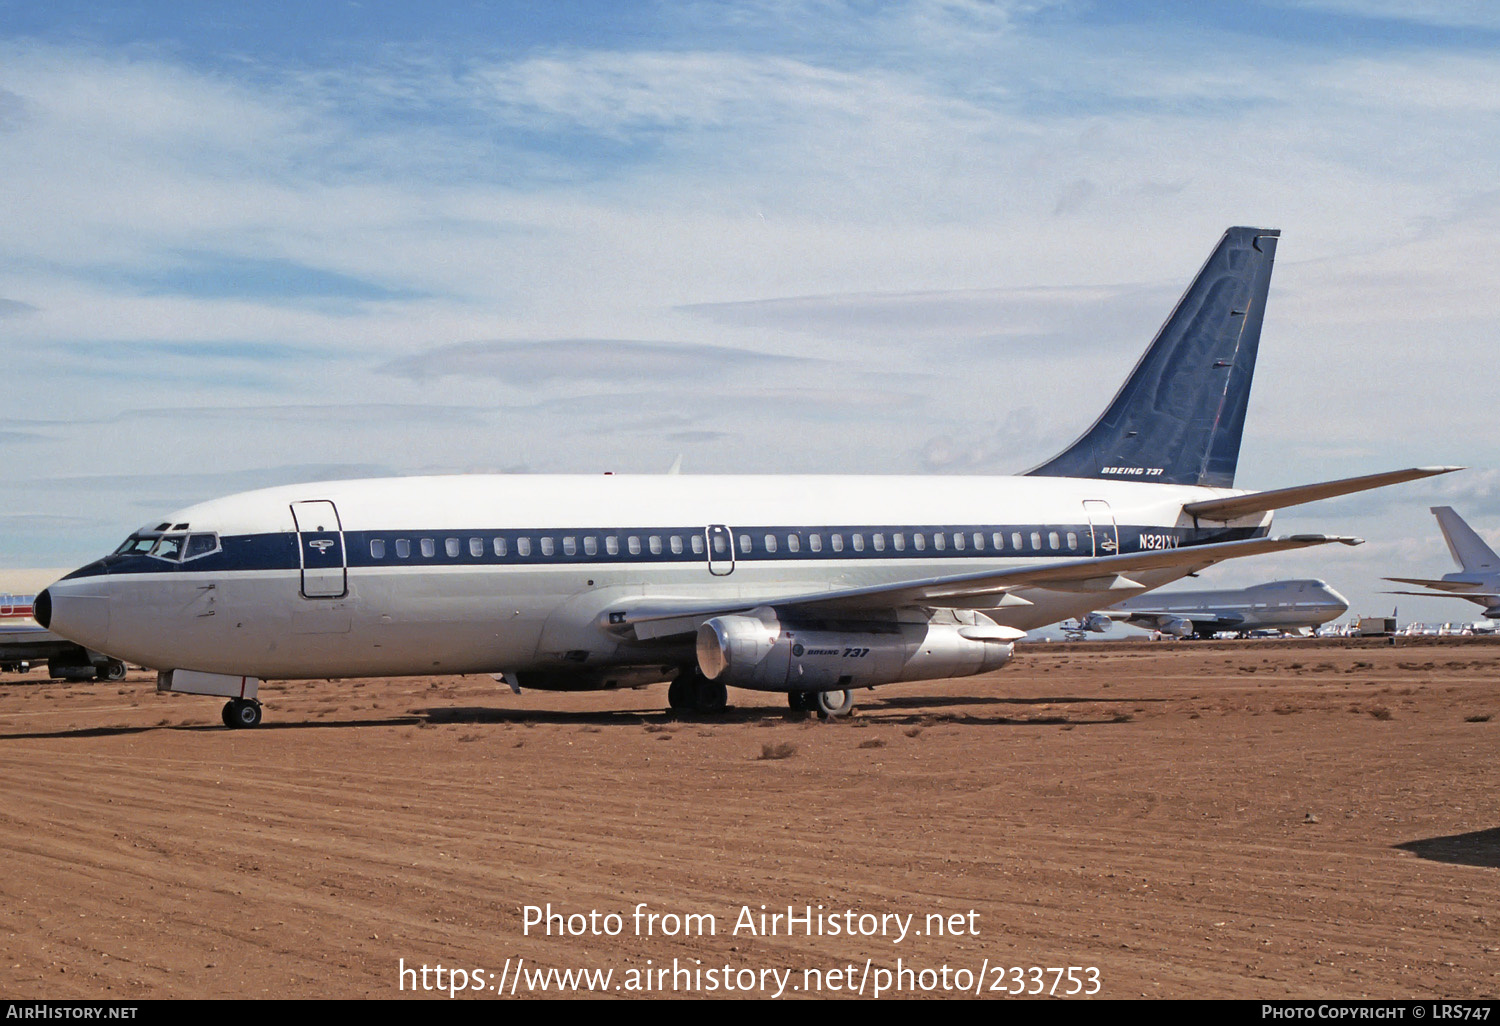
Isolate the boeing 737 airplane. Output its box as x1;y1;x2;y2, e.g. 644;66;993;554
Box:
1385;507;1500;620
1067;578;1349;639
35;227;1457;726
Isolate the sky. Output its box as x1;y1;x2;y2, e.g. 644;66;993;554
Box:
2;0;1498;628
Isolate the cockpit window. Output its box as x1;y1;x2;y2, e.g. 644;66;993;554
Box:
182;533;220;560
149;534;186;561
115;533;161;555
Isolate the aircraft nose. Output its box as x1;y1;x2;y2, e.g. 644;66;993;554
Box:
41;578;112;650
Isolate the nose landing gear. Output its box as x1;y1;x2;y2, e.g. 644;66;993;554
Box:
221;698;262;729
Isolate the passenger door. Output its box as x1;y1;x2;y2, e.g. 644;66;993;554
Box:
1083;500;1119;557
705;524;735;576
290;500;347;598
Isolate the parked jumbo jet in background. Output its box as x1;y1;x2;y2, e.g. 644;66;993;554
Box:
1386;507;1500;620
36;227;1457;727
1066;578;1349;639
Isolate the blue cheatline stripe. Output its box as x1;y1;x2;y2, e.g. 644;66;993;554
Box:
81;523;1268;576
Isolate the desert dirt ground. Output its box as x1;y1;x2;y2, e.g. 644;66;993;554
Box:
0;636;1496;1000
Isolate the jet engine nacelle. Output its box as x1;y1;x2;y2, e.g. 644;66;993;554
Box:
1081;612;1113;634
1159;616;1194;638
1484;605;1500;621
695;608;1017;692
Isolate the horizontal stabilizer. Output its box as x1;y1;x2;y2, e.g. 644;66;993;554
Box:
1182;466;1462;522
1383;577;1489;594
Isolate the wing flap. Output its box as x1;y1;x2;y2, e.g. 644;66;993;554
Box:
1182;466;1461;522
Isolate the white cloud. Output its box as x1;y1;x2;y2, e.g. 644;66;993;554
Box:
0;9;1497;625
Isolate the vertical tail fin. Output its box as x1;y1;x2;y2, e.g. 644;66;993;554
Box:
1025;226;1279;488
1431;507;1500;572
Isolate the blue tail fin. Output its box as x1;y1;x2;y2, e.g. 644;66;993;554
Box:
1025;226;1279;488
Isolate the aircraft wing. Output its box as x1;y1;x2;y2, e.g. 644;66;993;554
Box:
1383;577;1489;593
1118;609;1244;632
615;534;1359;640
1182;466;1461;522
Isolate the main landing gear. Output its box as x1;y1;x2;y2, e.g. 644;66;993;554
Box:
789;689;854;718
221;698;262;729
665;673;856;718
667;670;728;715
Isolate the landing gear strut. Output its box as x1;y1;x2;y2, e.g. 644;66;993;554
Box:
221;698;262;729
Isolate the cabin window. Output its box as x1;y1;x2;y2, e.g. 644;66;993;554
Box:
536;537;551;556
711;534;726;555
953;533;965;551
739;535;753;553
469;537;484;558
764;534;777;553
786;534;801;553
584;537;598;556
972;532;984;550
809;534;823;552
913;533;926;551
628;536;642;555
691;535;704;555
892;532;905;551
606;536;619;556
993;532;1004;549
492;537;507;557
852;534;864;552
396;539;411;559
1066;531;1078;550
873;533;885;552
1030;532;1042;550
831;534;844;553
1012;532;1023;549
370;539;386;560
670;536;683;555
563;537;577;556
445;538;461;558
517;537;532;557
1049;531;1060;550
933;533;946;551
421;538;436;558
649;535;662;555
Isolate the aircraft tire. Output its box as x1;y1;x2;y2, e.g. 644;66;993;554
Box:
787;690;814;712
814;689;854;718
221;701;235;727
226;699;262;729
690;676;727;714
97;660;128;682
666;674;693;711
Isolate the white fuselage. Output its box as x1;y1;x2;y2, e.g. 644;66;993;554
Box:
42;473;1270;683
